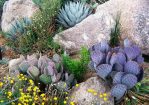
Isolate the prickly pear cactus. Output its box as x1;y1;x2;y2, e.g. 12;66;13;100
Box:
8;53;76;89
89;38;144;101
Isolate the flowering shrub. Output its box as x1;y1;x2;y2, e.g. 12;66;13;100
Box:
0;74;70;105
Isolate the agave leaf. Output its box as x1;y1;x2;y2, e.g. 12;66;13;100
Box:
111;84;127;100
57;1;92;28
96;64;112;79
65;4;76;24
121;74;138;89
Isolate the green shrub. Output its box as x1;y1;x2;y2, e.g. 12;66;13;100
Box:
5;0;63;54
62;47;90;81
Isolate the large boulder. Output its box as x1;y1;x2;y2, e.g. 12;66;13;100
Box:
54;0;149;55
1;0;39;32
68;76;114;105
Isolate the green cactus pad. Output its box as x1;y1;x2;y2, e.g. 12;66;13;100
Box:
39;74;52;84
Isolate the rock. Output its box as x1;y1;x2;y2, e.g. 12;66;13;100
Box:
54;0;149;55
68;76;114;105
52;54;61;63
54;11;115;54
1;0;39;32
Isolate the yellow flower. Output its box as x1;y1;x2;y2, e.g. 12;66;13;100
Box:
27;86;32;92
41;102;45;105
10;80;14;84
29;79;34;85
64;82;67;87
93;92;97;96
7;91;12;97
75;84;79;87
0;82;3;88
42;97;46;101
103;93;107;97
99;94;103;98
34;95;38;101
87;89;95;93
63;100;67;104
18;103;22;105
40;93;45;97
70;102;75;105
103;97;108;101
65;97;69;100
29;99;32;102
53;97;58;101
32;103;35;105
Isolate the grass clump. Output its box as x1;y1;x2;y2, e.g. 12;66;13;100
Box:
110;13;121;47
62;47;90;81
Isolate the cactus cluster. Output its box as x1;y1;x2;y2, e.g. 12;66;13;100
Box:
8;53;76;90
57;1;92;28
89;39;144;100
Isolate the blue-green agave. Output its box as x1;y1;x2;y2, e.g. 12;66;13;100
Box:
57;1;92;28
6;17;32;40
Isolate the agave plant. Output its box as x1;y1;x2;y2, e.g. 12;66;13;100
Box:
8;53;76;90
57;1;92;28
89;38;144;101
5;17;32;40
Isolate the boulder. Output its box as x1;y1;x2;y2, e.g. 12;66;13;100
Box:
54;0;149;55
68;76;114;105
1;0;39;32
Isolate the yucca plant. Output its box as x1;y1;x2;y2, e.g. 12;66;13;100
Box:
57;1;92;28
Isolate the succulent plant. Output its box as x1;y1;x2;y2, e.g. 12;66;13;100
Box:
89;39;144;101
6;17;32;40
39;74;52;84
111;84;127;100
57;1;92;28
9;53;77;89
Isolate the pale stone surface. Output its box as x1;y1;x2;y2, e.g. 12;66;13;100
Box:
68;76;114;105
54;0;149;55
1;0;39;32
